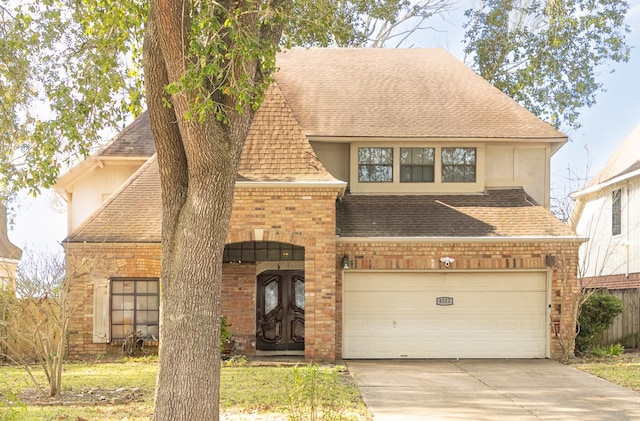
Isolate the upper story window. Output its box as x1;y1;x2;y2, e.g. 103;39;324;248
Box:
442;147;476;182
400;148;435;182
612;188;622;236
358;147;393;182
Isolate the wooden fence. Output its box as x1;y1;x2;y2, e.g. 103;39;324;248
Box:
597;289;640;349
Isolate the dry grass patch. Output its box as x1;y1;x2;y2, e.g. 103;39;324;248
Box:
0;359;370;420
574;351;640;392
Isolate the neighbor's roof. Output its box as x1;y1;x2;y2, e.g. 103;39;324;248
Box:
337;189;576;238
274;48;565;140
585;123;640;188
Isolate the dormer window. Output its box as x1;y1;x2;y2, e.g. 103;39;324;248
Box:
358;147;393;182
442;147;476;182
400;148;435;182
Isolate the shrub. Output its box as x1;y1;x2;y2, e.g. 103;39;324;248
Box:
576;294;624;353
221;315;231;352
591;343;624;358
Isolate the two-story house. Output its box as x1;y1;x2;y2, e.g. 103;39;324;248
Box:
571;125;640;288
56;48;581;361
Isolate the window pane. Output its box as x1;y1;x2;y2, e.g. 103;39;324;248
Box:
136;297;148;310
137;311;149;323
147;296;159;310
122;281;135;294
111;281;123;294
294;279;305;310
112;295;123;310
147;325;159;338
112;310;124;324
148;281;158;294
137;281;148;294
358;148;393;182
123;296;135;310
123;311;134;325
612;189;622;235
148;311;159;323
442;148;476;183
400;148;434;183
112;325;124;340
265;280;279;314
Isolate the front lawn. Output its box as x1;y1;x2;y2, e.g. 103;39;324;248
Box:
574;352;640;392
0;358;370;420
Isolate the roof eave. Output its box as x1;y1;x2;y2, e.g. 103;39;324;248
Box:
571;168;640;200
336;235;587;243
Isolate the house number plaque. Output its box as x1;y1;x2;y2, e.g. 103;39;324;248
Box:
436;297;454;306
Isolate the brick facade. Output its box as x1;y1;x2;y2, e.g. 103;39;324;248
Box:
336;240;581;359
64;186;580;361
64;186;341;361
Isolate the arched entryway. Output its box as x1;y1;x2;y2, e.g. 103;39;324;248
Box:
222;241;306;355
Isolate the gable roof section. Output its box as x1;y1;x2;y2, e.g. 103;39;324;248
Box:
67;156;162;243
274;48;565;141
585;123;640;188
238;82;338;182
337;189;575;238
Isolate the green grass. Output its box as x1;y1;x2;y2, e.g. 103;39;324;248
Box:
0;360;370;420
574;353;640;392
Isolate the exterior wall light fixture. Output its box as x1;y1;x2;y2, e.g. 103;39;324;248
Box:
342;255;350;269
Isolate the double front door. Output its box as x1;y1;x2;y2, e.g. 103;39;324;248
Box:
256;270;305;351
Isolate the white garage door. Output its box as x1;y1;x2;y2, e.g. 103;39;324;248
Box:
342;271;548;359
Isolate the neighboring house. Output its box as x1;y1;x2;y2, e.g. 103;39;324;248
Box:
571;125;640;288
56;48;581;361
0;205;22;291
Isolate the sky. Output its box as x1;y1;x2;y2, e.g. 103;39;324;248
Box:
7;0;640;258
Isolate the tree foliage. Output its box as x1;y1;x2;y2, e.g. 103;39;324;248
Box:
463;0;631;131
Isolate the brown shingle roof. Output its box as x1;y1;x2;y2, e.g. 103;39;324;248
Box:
274;48;565;140
67;156;162;243
97;112;156;158
238;82;337;182
336;189;575;238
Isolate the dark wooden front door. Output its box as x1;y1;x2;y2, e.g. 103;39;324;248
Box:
256;271;305;351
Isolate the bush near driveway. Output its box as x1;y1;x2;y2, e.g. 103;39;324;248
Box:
0;359;370;420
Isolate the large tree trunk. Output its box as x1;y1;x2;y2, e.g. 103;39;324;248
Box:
143;2;258;420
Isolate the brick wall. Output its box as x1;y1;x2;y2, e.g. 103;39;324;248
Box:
228;186;341;361
335;240;581;359
65;186;342;361
65;243;161;358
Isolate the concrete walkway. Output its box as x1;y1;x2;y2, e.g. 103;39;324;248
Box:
347;359;640;420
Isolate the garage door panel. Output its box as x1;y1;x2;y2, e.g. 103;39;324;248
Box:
343;271;547;359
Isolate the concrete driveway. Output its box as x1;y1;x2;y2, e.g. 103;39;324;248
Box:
347;359;640;420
